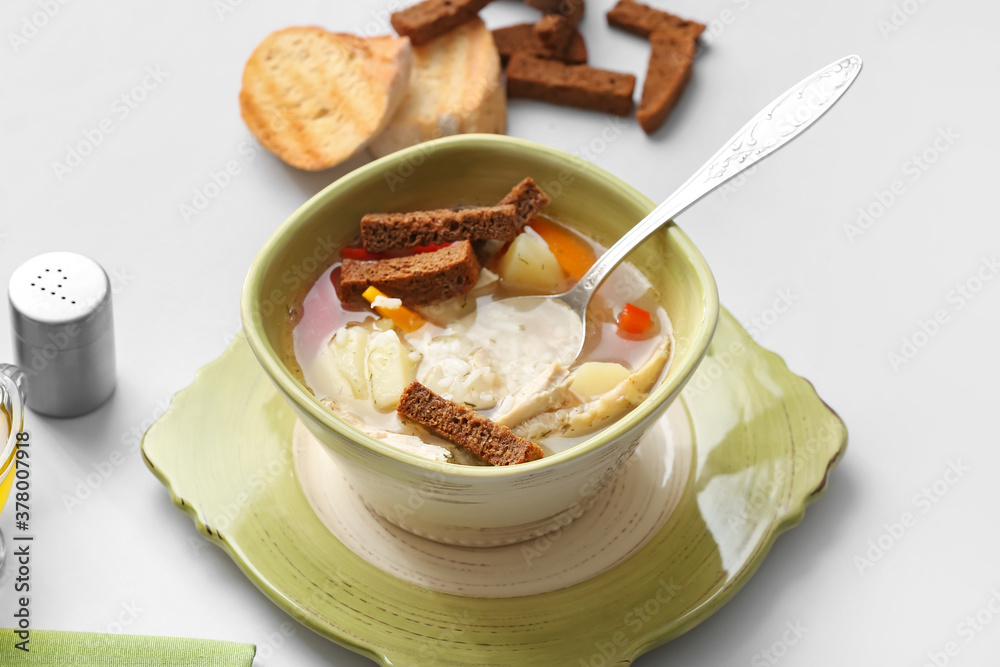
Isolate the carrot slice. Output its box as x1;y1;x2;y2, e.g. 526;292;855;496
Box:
528;219;596;281
362;286;426;333
617;303;652;335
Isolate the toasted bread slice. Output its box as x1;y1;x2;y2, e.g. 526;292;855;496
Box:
391;0;493;46
370;17;505;158
397;381;544;465
361;205;520;253
606;0;705;40
493;23;588;65
637;30;696;134
339;240;481;307
240;28;412;170
507;54;635;116
360;177;550;252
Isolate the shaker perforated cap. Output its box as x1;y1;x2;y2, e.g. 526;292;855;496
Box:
8;252;117;417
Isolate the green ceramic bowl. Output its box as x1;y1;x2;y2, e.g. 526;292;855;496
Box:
240;134;719;546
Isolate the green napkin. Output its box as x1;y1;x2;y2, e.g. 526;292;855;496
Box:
0;629;256;666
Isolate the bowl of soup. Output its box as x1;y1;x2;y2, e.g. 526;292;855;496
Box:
241;134;718;546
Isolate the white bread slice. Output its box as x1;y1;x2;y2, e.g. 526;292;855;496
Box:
369;17;506;158
240;28;412;170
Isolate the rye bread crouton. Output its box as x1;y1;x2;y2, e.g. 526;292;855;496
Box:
493;23;588;65
506;53;636;116
360;178;551;252
497;177;552;226
339;240;480;307
637;30;696;134
606;0;705;40
525;0;585;28
534;14;576;55
391;0;493;46
397;381;544;465
361;205;520;253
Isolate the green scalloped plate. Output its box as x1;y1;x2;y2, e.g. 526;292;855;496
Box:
142;309;846;666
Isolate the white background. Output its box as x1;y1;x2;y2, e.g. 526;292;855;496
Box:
1;0;999;665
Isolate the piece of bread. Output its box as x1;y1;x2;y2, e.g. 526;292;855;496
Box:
506;54;635;116
497;177;552;226
525;0;585;28
534;14;575;55
361;205;520;252
606;0;705;40
240;28;412;171
360;178;550;252
397;381;544;465
370;17;506;158
339;240;480;306
391;0;493;46
492;24;588;66
637;31;696;134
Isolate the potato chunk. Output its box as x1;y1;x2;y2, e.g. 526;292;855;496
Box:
569;362;632;400
329;325;370;399
366;329;420;411
497;231;565;292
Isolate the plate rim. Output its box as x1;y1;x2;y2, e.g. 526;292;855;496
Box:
142;308;847;666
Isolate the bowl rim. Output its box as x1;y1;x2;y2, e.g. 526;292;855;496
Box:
240;133;719;478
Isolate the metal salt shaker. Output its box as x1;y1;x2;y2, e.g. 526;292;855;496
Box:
8;252;117;417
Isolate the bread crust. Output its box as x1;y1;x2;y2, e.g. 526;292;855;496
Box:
360;178;550;252
493;23;588;65
361;206;519;253
339;240;481;306
534;14;576;55
370;17;506;158
239;28;412;170
506;54;635;116
391;0;493;46
606;0;705;40
397;381;544;465
637;31;696;134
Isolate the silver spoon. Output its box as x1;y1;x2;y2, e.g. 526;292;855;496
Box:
478;54;863;362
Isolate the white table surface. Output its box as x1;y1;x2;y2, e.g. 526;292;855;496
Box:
2;0;998;664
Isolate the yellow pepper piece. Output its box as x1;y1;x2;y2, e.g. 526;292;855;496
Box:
361;286;425;333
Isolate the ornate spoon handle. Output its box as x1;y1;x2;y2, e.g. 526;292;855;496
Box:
564;54;864;308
